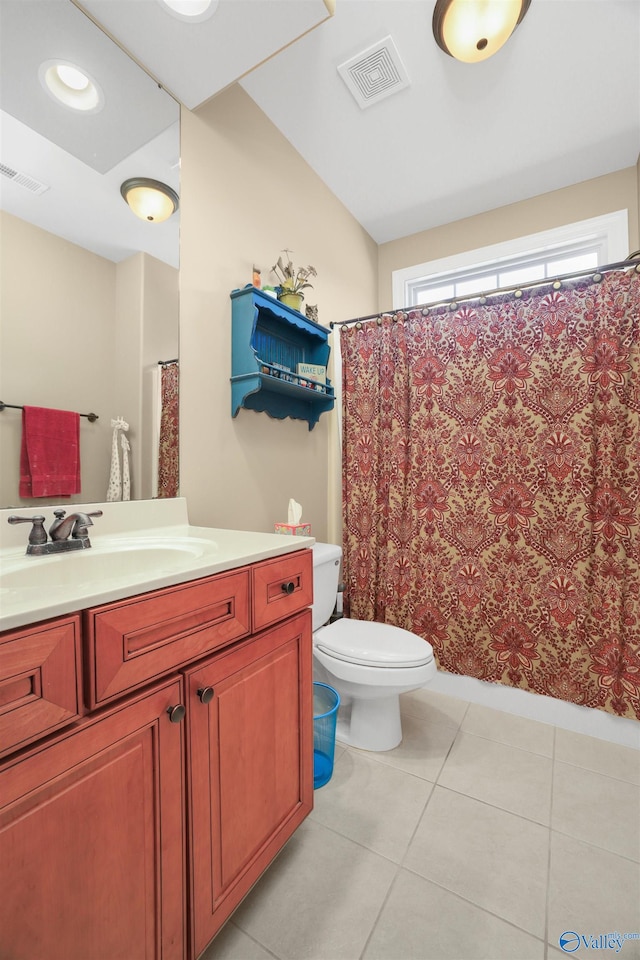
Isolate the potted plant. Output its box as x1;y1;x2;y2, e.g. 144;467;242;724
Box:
272;250;317;312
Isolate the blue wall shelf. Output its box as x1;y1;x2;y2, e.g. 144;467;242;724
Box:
230;286;335;430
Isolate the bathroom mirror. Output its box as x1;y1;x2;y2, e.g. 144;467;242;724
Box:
0;0;180;508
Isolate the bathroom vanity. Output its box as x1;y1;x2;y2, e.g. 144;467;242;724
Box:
0;499;315;960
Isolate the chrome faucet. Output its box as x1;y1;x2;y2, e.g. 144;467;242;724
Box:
8;509;103;555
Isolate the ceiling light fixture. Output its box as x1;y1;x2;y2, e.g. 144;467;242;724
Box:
159;0;219;22
39;59;104;112
120;178;179;223
432;0;531;63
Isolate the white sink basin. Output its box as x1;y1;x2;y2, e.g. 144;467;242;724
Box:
0;538;218;589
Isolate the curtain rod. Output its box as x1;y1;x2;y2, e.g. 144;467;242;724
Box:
0;401;99;422
330;257;640;329
158;358;178;365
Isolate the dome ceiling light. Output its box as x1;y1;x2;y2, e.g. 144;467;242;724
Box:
39;59;104;112
120;178;179;223
432;0;532;63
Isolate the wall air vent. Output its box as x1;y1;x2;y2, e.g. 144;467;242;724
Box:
0;162;49;195
338;36;410;109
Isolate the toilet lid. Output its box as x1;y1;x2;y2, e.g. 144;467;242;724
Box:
315;618;434;668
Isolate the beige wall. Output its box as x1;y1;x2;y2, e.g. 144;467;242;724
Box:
0;211;115;507
0;212;178;506
179;85;377;542
378;165;640;310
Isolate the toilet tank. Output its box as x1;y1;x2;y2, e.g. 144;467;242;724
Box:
311;542;342;631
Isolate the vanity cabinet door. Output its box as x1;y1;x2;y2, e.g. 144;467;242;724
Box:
0;676;187;960
0;614;82;759
185;609;313;958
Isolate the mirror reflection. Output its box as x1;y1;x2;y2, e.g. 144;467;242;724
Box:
0;0;180;508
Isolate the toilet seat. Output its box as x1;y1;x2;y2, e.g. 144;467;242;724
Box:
314;618;434;668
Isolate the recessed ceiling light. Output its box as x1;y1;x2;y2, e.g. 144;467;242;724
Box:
159;0;219;22
39;59;104;112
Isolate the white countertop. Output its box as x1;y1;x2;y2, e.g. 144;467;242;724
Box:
0;498;314;632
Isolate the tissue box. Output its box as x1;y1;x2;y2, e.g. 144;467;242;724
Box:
274;522;312;537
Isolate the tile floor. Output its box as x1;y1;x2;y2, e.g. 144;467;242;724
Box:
202;687;640;960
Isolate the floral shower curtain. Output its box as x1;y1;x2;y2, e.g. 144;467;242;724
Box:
157;360;179;499
341;266;640;720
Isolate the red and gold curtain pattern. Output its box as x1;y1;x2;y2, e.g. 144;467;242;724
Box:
341;267;640;719
157;361;179;499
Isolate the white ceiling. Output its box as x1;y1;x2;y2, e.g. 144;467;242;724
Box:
1;0;639;263
239;0;640;244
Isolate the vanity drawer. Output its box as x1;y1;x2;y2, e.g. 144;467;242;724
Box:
84;569;251;707
252;549;313;632
0;615;83;759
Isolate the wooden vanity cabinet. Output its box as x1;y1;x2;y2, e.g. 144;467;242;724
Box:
0;676;187;960
185;609;313;957
0;547;314;960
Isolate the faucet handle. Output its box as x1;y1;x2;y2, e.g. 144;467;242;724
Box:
72;510;103;540
7;515;48;545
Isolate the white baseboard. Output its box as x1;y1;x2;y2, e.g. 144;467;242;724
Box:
429;670;640;750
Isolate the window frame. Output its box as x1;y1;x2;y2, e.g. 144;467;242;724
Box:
392;210;629;310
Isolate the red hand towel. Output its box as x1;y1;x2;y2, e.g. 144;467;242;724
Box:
19;406;81;498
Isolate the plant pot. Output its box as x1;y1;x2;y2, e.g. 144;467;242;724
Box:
278;292;303;312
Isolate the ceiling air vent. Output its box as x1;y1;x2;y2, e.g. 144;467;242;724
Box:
0;162;49;196
338;36;410;109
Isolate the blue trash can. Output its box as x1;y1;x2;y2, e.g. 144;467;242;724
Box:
313;682;340;789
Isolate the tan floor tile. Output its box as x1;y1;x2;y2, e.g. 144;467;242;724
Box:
310;748;433;861
200;921;275;959
363;868;545;960
438;731;553;824
555;727;640;785
548;832;640;960
353;711;459;782
461;702;555;757
400;687;470;727
552;760;640;860
403;786;549;937
231;818;397;960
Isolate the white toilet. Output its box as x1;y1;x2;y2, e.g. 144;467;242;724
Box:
311;543;436;751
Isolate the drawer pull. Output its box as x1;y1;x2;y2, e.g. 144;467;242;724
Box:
281;581;296;595
197;686;214;704
167;703;186;724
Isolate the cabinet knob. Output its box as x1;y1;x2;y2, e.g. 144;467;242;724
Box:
167;703;186;723
281;581;295;595
197;686;214;704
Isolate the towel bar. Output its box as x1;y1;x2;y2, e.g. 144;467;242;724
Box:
0;402;99;422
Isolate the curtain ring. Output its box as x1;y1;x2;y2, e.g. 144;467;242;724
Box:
376;316;382;325
514;289;523;299
593;273;602;283
553;280;562;290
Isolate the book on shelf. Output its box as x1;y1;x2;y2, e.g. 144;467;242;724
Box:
296;363;326;384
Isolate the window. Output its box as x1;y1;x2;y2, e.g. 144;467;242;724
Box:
392;210;629;310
